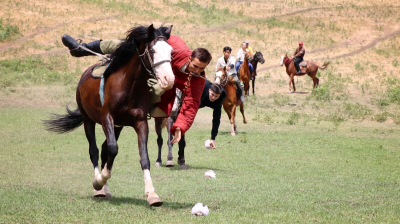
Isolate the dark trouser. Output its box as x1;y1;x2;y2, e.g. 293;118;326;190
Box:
293;57;303;72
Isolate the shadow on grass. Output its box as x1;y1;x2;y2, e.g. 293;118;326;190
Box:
218;131;247;135
92;196;193;209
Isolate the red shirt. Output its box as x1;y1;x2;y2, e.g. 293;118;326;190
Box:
156;35;206;136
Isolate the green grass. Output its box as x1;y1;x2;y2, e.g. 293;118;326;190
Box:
0;55;76;89
0;19;20;41
1;107;400;223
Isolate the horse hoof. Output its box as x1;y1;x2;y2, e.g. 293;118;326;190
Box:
94;184;111;199
231;132;236;136
180;164;188;170
147;192;163;207
243;120;247;124
93;177;104;191
166;160;174;167
155;162;162;167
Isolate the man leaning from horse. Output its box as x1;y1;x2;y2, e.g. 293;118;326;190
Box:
61;30;212;144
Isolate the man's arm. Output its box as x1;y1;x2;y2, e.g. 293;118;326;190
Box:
211;104;222;141
171;75;206;138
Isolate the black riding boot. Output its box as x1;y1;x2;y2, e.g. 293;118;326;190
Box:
235;79;245;102
61;34;103;57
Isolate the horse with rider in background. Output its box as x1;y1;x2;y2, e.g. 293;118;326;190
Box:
249;51;265;95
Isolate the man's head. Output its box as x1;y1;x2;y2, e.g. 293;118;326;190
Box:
244;40;249;48
187;48;212;75
299;41;303;47
209;83;222;102
223;46;232;59
241;42;247;50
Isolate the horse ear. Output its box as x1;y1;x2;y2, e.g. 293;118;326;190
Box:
147;24;155;35
165;25;173;35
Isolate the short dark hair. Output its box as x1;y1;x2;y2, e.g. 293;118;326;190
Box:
210;83;222;95
223;46;232;52
192;48;212;63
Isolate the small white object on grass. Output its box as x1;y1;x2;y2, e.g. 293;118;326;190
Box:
191;203;209;216
205;170;216;178
204;139;212;149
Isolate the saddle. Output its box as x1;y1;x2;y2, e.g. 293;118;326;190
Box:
299;61;307;73
91;60;110;78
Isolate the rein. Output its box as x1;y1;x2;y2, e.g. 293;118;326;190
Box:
136;36;171;80
284;57;291;66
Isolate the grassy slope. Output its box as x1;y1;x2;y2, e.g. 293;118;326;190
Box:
0;0;400;222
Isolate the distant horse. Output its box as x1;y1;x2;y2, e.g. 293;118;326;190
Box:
249;51;265;95
280;52;330;92
216;67;247;136
154;90;188;169
44;25;175;207
239;51;253;96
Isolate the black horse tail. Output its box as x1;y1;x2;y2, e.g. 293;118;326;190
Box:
44;105;83;134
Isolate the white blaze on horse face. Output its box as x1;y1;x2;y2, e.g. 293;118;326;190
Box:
153;41;174;89
215;70;223;84
280;55;284;66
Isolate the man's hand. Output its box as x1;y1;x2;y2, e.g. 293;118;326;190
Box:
209;139;216;149
170;127;181;144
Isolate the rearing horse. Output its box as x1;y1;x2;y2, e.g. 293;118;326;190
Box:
44;25;175;207
239;51;253;96
280;52;330;92
216;67;247;136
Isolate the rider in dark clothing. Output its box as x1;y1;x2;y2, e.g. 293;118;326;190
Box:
199;80;226;142
293;41;305;74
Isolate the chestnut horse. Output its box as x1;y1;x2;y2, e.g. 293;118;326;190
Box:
215;67;247;136
249;51;265;95
239;51;253;96
44;25;175;207
280;52;330;92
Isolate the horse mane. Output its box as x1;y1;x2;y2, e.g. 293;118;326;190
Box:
103;25;171;79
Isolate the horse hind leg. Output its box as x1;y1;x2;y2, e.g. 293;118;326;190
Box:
240;102;247;124
154;118;164;167
166;116;175;167
230;105;237;136
177;134;187;169
94;126;123;198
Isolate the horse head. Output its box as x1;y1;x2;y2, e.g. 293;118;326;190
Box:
244;51;253;61
254;51;265;64
280;52;289;66
215;66;227;85
145;25;175;90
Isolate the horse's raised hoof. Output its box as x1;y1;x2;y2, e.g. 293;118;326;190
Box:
155;162;162;167
166;160;174;167
94;183;111;199
93;177;104;191
179;164;188;170
147;192;163;207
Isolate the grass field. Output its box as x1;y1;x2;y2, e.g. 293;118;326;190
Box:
1;0;400;223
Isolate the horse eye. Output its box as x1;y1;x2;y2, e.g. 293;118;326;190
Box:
150;49;155;54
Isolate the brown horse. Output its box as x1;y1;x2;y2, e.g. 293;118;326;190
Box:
280;52;330;92
249;51;265;95
44;25;175;207
239;51;253;96
215;67;247;136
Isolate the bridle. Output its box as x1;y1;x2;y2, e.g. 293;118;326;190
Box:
216;69;229;87
136;35;172;80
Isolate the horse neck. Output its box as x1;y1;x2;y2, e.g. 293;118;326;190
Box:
242;57;249;69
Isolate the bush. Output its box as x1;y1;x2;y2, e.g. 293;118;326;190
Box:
387;86;400;104
285;111;300;125
0;19;20;41
309;85;331;102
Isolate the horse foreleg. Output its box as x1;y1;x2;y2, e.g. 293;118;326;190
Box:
252;78;255;95
135;120;162;207
230;105;237;136
177;134;187;169
166;116;175;167
154;118;164;167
